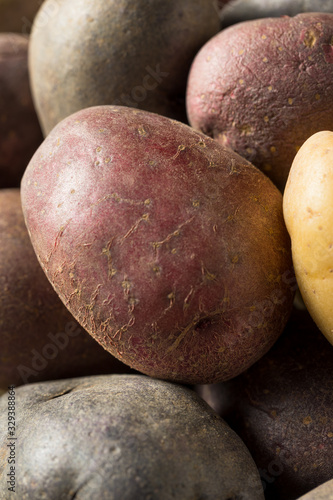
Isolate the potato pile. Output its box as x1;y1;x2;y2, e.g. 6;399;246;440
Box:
0;0;332;499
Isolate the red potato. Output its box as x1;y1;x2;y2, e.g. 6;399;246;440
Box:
186;13;333;191
21;105;295;385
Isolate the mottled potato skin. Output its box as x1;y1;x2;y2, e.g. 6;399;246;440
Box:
283;131;333;345
0;33;43;187
220;0;333;28
21;105;294;384
0;375;265;499
29;0;220;135
186;13;333;192
198;309;333;500
0;189;131;390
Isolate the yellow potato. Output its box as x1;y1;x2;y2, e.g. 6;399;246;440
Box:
283;130;333;345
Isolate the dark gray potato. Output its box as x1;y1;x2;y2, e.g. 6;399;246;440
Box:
220;0;333;28
0;374;265;500
195;308;333;500
297;480;333;499
29;0;220;135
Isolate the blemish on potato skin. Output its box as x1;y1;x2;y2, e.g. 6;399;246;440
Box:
167;292;176;308
138;126;147;137
201;263;217;282
303;416;313;425
302;28;319;48
152;265;161;276
152;217;194;254
239;124;253;136
101;241;117;279
171;144;186;160
120;213;150;243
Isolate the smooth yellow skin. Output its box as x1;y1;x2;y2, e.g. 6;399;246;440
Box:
283;130;333;345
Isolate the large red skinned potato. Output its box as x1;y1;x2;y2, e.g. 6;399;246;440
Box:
21;105;294;385
186;13;333;191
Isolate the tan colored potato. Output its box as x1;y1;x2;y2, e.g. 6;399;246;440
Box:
283;130;333;345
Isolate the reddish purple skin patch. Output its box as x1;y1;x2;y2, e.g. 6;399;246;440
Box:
186;13;333;192
21;106;294;384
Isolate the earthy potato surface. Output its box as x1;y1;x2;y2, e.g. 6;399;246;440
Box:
283;130;333;345
0;33;43;187
0;189;131;390
220;0;333;27
21;105;294;385
29;0;220;135
197;308;333;500
186;13;333;191
0;374;265;499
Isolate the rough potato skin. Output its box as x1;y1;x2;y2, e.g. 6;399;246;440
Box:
201;309;333;500
186;13;333;191
0;189;131;390
21;105;294;384
0;374;265;499
220;0;333;28
0;33;43;187
29;0;220;135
